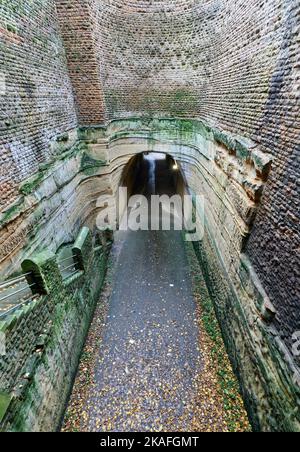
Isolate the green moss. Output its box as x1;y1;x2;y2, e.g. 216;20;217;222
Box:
105;117;217;146
19;172;45;196
213;129;236;152
78;127;106;143
61;141;86;161
0;138;85;230
6;23;17;34
235;140;251;161
56;133;69;143
18;139;84;197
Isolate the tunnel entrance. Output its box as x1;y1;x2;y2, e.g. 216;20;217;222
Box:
120;152;186;198
118;152;188;232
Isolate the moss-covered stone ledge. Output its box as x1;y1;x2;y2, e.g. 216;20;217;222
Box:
0;393;12;424
79;117;272;173
0;227;110;432
72;227;93;272
0;137;86;230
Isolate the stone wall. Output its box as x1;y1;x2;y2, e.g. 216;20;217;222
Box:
246;1;300;355
56;0;287;129
0;0;77;211
0;227;109;432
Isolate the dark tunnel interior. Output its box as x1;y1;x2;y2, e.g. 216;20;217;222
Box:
120;152;186;198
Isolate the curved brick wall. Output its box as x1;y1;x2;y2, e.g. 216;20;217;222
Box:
246;1;300;353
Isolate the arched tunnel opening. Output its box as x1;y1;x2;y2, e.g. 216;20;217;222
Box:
62;152;251;432
117;152;189;232
120;152;186;198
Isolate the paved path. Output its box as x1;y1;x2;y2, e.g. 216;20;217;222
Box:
83;227;203;431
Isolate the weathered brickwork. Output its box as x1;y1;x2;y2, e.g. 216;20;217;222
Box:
0;0;77;210
62;0;283;130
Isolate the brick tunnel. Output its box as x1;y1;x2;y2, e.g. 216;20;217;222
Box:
0;0;299;434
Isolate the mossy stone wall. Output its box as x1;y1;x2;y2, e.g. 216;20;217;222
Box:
0;229;109;432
